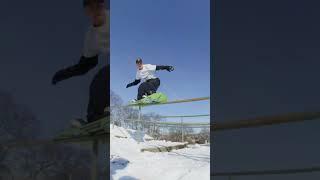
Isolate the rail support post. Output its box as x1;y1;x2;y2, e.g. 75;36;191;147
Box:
91;139;99;180
181;117;184;142
138;106;143;131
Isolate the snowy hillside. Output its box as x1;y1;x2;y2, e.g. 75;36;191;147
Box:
110;125;210;180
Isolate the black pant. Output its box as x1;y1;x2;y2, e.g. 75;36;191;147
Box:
87;65;109;123
137;78;160;100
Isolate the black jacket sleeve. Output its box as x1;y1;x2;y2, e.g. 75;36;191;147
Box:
131;79;141;85
126;79;141;88
156;65;174;71
52;55;98;84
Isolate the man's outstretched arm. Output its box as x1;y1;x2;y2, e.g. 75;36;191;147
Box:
52;55;98;85
156;65;174;72
126;79;141;88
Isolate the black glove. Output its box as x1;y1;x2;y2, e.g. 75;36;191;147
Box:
52;69;66;85
167;66;174;72
126;79;141;88
126;83;132;88
52;55;99;85
156;65;174;72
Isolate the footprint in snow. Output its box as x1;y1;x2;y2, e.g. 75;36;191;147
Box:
111;157;130;167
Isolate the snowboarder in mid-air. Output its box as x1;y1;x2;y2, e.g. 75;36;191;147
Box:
126;58;174;102
51;0;109;127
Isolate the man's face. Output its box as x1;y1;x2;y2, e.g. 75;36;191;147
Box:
136;62;143;70
85;3;106;27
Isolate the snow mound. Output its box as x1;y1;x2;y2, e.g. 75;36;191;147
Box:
110;125;210;180
110;125;153;141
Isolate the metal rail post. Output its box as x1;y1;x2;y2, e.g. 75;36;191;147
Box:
91;140;99;180
138;106;142;131
181;117;184;142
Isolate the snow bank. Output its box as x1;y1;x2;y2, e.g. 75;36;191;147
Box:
110;125;210;180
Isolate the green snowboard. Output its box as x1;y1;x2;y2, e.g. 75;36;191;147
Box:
130;92;168;105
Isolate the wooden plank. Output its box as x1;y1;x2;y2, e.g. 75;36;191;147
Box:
114;135;128;139
140;143;188;153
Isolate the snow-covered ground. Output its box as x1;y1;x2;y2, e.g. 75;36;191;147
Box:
110;125;210;180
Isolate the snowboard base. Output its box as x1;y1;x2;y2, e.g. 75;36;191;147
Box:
129;92;168;106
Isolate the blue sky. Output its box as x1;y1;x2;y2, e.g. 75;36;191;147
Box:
111;0;210;123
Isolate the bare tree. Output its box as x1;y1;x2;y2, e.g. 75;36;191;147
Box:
0;90;39;179
198;127;210;143
0;90;94;180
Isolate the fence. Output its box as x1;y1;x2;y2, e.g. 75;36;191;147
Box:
112;97;210;142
